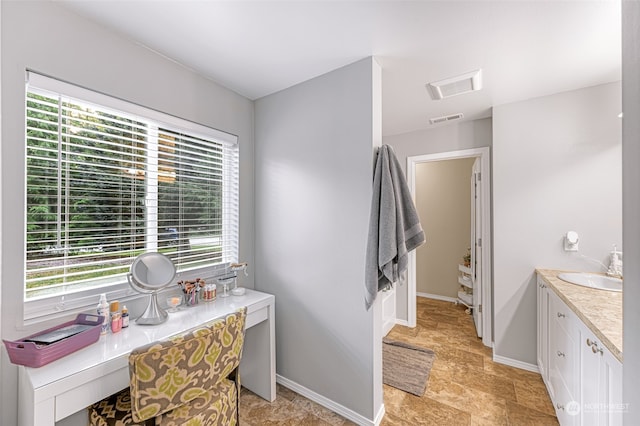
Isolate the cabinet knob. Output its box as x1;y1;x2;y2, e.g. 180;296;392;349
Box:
586;338;593;347
556;403;565;411
556;350;565;357
557;312;565;318
592;344;604;355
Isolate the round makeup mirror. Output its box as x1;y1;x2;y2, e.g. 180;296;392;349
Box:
127;252;176;325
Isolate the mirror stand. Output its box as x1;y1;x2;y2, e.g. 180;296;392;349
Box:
137;292;169;325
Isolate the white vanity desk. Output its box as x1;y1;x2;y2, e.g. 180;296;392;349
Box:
18;289;275;426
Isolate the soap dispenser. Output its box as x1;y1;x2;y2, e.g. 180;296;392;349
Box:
608;244;623;278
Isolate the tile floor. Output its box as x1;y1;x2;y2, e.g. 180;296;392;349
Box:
239;297;558;425
240;383;354;426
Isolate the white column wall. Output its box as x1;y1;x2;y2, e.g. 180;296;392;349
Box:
622;0;640;421
254;57;383;423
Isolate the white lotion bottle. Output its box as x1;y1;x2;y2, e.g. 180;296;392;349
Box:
96;293;110;335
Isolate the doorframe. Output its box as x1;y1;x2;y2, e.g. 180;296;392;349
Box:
407;147;492;347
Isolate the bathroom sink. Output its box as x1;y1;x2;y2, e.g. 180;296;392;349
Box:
557;272;622;292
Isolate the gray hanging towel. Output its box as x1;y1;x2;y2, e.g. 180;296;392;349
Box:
365;145;425;310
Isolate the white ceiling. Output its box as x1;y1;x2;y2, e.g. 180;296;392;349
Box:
56;0;621;137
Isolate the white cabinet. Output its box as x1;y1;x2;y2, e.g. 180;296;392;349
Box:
536;275;622;426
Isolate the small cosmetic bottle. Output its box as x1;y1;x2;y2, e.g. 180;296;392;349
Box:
121;305;129;328
97;294;109;335
110;301;122;333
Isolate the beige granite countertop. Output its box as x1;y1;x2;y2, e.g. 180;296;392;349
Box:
536;269;623;362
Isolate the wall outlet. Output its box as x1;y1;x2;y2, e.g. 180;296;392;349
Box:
564;231;579;251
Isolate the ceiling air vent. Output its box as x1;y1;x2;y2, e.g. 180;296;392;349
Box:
429;112;464;125
426;69;482;100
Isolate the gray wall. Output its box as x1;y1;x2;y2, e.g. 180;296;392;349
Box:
254;57;383;423
0;2;254;424
493;82;622;365
385;118;492;320
622;0;640;421
415;158;475;299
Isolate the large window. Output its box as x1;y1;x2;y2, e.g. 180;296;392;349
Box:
24;72;239;318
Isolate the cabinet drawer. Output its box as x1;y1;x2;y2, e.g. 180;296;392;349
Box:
246;305;268;329
550;292;574;334
550;319;577;395
553;372;578;426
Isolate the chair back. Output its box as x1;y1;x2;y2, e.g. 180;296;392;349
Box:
128;307;247;422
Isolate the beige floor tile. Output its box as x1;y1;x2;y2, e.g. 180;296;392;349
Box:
467;336;494;358
385;395;472;426
432;345;485;369
379;412;410;426
241;393;300;422
483;359;542;382
512;374;549;395
513;380;557;416
240;297;557;425
416;317;439;331
471;415;508;426
275;382;298;401
383;384;409;412
290;394;356;426
425;375;509;421
450;364;517;401
505;400;560;425
387;323;421;338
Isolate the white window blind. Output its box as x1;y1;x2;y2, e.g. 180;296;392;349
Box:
25;72;239;312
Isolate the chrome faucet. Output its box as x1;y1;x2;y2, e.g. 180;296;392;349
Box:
607;244;623;278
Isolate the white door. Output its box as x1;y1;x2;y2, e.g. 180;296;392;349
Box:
471;158;482;338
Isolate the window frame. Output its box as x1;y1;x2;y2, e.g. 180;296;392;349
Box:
23;72;239;323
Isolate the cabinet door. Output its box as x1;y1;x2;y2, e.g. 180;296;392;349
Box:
578;320;623;426
578;326;601;426
599;348;623;426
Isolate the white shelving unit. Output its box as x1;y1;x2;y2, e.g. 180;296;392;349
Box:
457;264;473;310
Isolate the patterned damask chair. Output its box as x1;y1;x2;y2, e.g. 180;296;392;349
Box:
88;307;247;426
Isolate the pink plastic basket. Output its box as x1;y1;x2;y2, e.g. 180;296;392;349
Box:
3;313;103;368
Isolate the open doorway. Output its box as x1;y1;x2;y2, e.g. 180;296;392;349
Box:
406;147;492;347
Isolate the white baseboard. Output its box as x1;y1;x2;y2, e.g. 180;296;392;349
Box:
395;318;410;327
373;404;385;426
417;292;458;303
276;374;384;426
492;354;540;373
